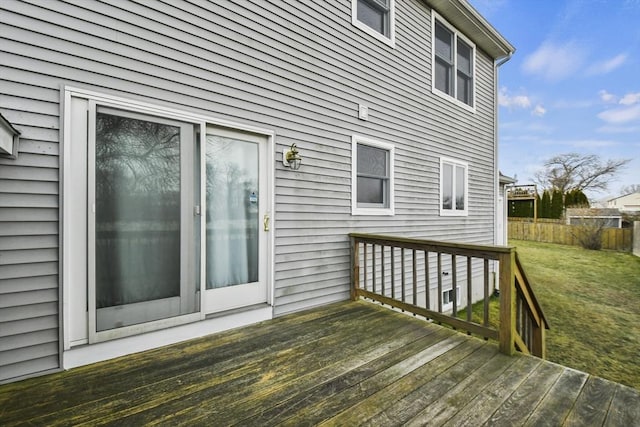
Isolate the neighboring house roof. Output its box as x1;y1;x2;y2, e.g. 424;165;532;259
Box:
499;172;516;185
607;192;640;203
428;0;515;59
606;192;640;211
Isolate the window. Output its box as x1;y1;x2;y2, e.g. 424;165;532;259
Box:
432;13;475;108
352;135;394;215
352;0;395;46
440;157;468;216
442;287;460;311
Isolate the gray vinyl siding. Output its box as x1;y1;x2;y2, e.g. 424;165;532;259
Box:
0;0;501;378
0;73;60;380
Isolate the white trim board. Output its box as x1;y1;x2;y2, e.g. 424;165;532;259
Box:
63;305;273;369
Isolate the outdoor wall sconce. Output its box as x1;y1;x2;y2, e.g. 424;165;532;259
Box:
283;143;302;170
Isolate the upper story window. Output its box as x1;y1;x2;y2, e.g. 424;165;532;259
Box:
440;157;468;216
352;135;395;216
352;0;395;47
433;12;475;109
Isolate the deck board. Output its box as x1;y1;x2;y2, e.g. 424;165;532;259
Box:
523;368;589;427
0;300;638;426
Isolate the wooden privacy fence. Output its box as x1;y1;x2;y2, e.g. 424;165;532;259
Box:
508;221;632;251
350;233;549;358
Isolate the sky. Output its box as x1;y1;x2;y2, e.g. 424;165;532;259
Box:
468;0;640;200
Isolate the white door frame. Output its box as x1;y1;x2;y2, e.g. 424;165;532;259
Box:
62;87;275;354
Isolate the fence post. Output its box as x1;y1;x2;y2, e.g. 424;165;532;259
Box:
498;249;516;355
350;236;359;301
634;222;640;257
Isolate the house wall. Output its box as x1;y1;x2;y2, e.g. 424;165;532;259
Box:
608;193;640;212
0;0;499;382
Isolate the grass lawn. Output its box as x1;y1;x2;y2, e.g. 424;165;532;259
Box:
466;239;640;390
512;239;640;390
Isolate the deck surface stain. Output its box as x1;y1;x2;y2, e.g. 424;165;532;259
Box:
0;300;638;426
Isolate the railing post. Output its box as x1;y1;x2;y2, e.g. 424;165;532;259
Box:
532;320;546;358
498;249;516;355
350;236;359;301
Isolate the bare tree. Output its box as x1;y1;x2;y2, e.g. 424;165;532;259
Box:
533;153;630;194
620;184;640;195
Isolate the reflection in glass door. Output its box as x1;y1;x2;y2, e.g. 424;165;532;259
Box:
91;107;198;333
203;127;268;313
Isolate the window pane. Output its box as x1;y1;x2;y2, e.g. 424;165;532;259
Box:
442;162;453;210
95;113;181;309
435;59;453;95
457;72;471;105
357;0;388;36
457;40;472;74
358;144;388;177
357;176;385;204
443;290;452;305
435;21;453;61
456;164;465;210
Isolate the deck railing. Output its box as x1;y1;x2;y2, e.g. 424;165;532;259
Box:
350;233;549;358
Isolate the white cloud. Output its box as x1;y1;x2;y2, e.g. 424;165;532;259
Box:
522;41;586;81
586;54;628;75
501;121;554;134
531;104;547;117
553;99;594;109
599;90;617;103
598;104;640;124
597;125;640;134
498;87;531;109
499;87;547;117
620;92;640;105
568;139;617;148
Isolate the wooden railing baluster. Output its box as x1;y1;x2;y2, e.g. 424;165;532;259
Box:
483;259;490;328
363;243;368;293
424;251;430;312
437;253;443;314
401;248;406;305
452;254;457;318
412;250;417;307
391;247;395;300
381;245;385;300
467;257;472;323
372;244;376;295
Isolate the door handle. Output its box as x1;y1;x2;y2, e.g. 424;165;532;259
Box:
263;213;270;232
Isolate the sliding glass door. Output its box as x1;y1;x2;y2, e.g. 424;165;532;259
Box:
82;102;270;342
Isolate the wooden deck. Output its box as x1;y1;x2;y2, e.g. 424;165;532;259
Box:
1;301;638;426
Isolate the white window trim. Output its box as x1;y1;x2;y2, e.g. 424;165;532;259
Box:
442;286;461;311
431;11;476;112
351;0;396;48
440;157;469;217
352;135;395;216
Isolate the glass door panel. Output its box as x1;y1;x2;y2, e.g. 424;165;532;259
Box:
203;127;268;313
92;108;197;332
206;136;259;289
